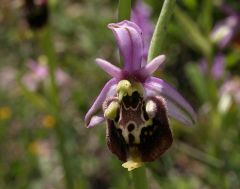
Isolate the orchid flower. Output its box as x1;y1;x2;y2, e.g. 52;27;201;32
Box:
85;21;196;171
22;60;69;91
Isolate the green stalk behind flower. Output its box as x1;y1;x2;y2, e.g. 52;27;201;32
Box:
148;0;176;62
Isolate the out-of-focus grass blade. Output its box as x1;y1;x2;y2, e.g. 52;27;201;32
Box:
182;0;197;10
185;63;209;102
198;0;212;34
176;142;224;168
118;0;131;21
226;49;240;68
19;82;49;112
48;0;58;8
174;6;212;57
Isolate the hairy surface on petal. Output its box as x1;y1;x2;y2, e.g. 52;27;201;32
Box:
105;91;172;162
85;78;118;128
96;58;123;79
144;77;196;126
108;20;144;73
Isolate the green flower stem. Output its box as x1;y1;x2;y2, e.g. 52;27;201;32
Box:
38;27;59;109
200;0;213;34
129;167;148;189
118;0;131;66
37;27;74;189
118;0;131;21
53;118;74;189
148;0;176;62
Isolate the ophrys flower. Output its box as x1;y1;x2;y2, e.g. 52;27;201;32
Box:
85;20;196;171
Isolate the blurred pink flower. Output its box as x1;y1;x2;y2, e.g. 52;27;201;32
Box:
199;53;225;80
131;0;153;60
211;5;240;49
220;77;240;105
22;60;69;91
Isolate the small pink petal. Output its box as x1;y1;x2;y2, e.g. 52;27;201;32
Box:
138;55;165;79
87;115;105;128
145;55;165;74
96;58;122;79
85;78;118;127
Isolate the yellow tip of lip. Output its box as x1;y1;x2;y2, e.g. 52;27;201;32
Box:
122;160;144;171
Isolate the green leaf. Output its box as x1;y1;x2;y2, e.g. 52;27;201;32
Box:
182;0;197;10
148;0;176;61
174;6;212;57
185;63;209;102
199;0;213;34
226;49;240;68
19;83;50;112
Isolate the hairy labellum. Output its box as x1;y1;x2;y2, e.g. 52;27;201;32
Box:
104;88;173;163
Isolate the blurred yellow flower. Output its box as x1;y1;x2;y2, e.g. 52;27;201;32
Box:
0;106;12;120
42;115;56;128
28;141;40;155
